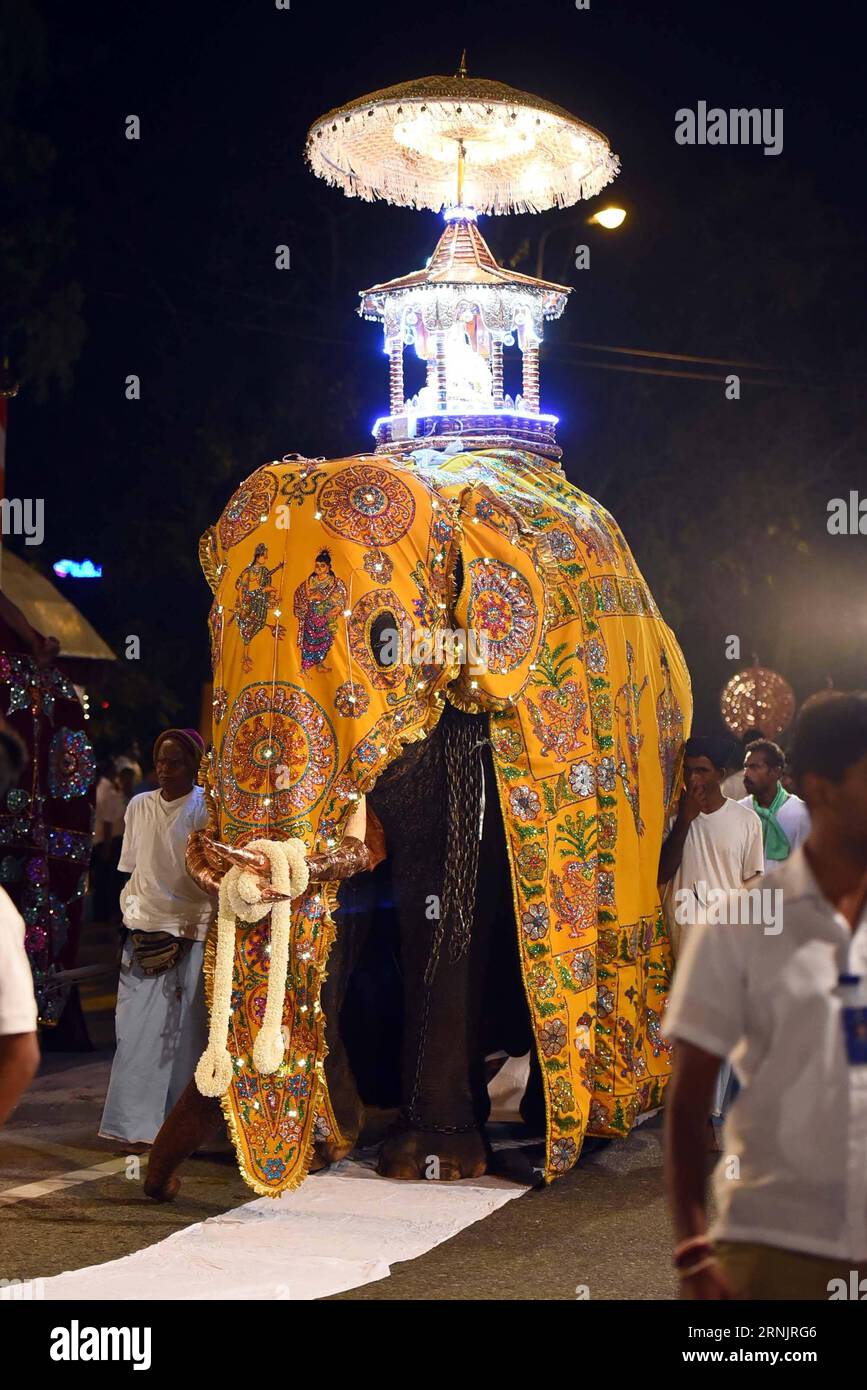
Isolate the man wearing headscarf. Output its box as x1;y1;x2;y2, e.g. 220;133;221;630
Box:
659;733;764;1146
99;729;214;1150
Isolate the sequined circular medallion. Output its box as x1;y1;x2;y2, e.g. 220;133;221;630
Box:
317;463;415;547
466;558;537;673
220;683;336;827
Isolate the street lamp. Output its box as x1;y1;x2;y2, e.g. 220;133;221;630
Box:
591;206;627;230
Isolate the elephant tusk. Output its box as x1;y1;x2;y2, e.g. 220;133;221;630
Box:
305;835;374;882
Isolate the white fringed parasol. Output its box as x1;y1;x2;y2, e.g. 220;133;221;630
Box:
305;68;620;215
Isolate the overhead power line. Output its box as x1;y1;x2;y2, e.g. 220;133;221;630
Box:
559;339;809;373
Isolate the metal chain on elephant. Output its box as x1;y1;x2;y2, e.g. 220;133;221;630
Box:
406;715;491;1133
426;717;490;984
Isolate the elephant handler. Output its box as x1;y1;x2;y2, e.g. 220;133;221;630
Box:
99;729;214;1152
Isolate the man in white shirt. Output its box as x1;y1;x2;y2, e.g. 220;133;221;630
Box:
739;738;810;870
720;727;764;803
664;692;867;1298
93;763;126;921
659;735;765;958
99;728;214;1150
659;734;764;1140
0;721;39;1126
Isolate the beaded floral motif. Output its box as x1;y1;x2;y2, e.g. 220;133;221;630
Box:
465;557;537;674
218;467;279;550
48;728;96;800
0;652;93;1024
334;681;370;718
318;462;415;547
220;682;336;830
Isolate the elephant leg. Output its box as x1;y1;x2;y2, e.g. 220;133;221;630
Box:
312;874;374;1169
143;1078;224;1201
376;708;510;1180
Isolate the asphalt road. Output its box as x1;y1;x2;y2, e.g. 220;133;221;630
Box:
0;917;705;1300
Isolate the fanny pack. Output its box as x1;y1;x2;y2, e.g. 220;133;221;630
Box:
129;929;193;976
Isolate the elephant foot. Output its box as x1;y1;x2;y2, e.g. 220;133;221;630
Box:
309;1135;357;1173
143;1078;224;1202
143;1173;180;1203
376;1124;488;1181
311;1058;366;1172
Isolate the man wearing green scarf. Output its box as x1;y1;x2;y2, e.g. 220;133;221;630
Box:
740;739;810;869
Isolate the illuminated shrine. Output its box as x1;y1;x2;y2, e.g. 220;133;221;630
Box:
307;60;621;459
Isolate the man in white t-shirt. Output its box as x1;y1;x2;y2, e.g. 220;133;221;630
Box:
663;692;867;1299
0;721;39;1126
719;727;764;803
99;728;214;1150
739;738;810;870
659;734;764;1139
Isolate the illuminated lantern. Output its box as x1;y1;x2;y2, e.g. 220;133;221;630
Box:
720;665;796;739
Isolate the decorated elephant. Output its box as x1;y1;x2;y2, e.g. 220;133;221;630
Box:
144;444;691;1200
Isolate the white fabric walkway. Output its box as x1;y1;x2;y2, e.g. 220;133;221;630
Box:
4;1159;524;1301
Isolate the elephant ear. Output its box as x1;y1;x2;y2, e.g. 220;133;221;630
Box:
447;482;554;712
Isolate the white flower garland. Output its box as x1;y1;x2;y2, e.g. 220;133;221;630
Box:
195;838;309;1098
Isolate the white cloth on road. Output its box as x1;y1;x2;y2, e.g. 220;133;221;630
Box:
4;1160;524;1300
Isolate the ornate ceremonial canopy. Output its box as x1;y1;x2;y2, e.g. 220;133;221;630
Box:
305;70;619;214
307;61;620;459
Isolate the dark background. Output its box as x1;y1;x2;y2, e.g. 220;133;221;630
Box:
2;0;865;759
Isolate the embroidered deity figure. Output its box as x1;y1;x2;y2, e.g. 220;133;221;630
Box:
230;543;285;672
292;549;348;673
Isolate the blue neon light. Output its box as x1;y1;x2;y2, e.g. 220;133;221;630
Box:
53;559;103;580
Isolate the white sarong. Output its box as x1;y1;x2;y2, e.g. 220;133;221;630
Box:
99;933;208;1145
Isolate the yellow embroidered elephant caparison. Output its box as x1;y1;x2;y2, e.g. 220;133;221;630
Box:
199;446;692;1195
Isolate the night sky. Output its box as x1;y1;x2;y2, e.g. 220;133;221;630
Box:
3;0;865;758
